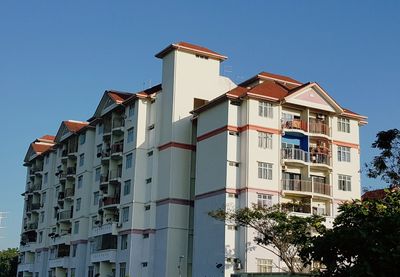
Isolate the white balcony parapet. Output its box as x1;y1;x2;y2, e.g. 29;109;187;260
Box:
48;257;70;268
90;249;117;263
18;262;34;272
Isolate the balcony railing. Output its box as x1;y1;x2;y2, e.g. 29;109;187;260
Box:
281;148;309;163
111;143;123;154
282;119;308;132
30;203;40;211
26;222;38;230
309;152;330;166
67;167;76;175
109;169;122;181
281;179;312;192
58;210;72;221
313;182;331;196
282;202;311;214
309;119;330;136
282;179;332;197
112;118;125;129
99;196;120;208
65;188;74;198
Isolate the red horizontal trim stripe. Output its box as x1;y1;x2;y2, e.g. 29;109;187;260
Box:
197;124;280;142
119;229;156;235
333;140;359;149
158;142;196;151
156;198;194;207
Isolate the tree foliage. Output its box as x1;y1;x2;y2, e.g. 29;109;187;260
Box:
209;204;325;273
301;190;400;277
0;248;18;277
366;128;400;186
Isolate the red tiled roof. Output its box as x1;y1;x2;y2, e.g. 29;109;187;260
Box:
31;143;53;155
362;189;387;201
64;120;89;133
248;79;292;100
155;42;227;61
123;84;162;105
107;91;133;104
38;135;55;142
259;72;302;85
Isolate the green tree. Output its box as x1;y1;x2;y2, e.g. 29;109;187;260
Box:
366;128;400;186
0;248;19;277
209;204;325;273
301;190;400;277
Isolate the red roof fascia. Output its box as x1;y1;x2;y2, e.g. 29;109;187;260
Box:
155;42;227;61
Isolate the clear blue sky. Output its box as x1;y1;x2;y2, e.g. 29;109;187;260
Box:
1;0;399;250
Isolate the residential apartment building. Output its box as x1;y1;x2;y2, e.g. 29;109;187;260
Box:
18;42;367;277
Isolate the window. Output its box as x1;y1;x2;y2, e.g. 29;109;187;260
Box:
38;231;43;243
44;172;48;184
146;178;152;184
93;192;99;206
147;151;153;157
71;245;77;257
124;180;131;196
338;175;352;191
128;104;135;118
257;194;272;208
77;175;83;189
143;233;149;239
258;132;272;149
98;123;103;135
119;262;127;277
92;216;98;228
145;205;150;210
258;101;273;118
257;258;272;273
40;212;45;223
337;146;351;162
95;168;101;183
97;144;102;156
88;266;94;277
79;154;85;167
122;207;129;222
120;235;128;250
338;117;350;133
126;153;133;169
74;221;79;234
42;192;46;205
79;132;86;145
127;127;134;143
70;269;75;277
45;155;49;165
76;198;81;211
258;162;272;180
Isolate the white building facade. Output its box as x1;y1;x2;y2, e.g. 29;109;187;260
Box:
18;42;367;277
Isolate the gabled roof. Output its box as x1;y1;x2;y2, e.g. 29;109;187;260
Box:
192;71;367;123
155;42;227;61
55;120;88;142
24;136;56;163
91;90;134;120
123;84;162;105
239;71;302;87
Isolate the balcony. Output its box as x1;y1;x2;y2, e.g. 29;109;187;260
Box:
31;183;41;192
100;149;111;163
112;118;125;135
18;263;34;272
281;148;309;163
103;125;112;138
309;152;331;167
313;182;331;196
282;202;311;214
61;149;68;161
30;203;40;212
66;167;76;179
281;179;332;197
58;191;65;202
110;142;123;159
282;179;312;193
109;169;122;184
58;210;73;222
25;222;38;231
282;119;308;133
48;257;70;269
64;188;74;199
99;196;120;209
309;119;330;136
